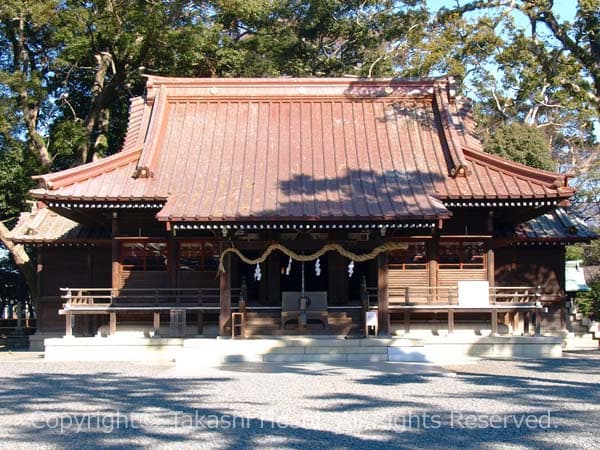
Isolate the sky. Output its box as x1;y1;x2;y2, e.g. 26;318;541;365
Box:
426;0;578;22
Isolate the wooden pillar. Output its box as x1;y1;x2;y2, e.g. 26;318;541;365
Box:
153;312;161;337
403;311;410;335
512;311;524;336
267;252;280;306
448;309;455;334
503;312;512;334
487;245;495;305
491;310;498;336
428;236;438;300
486;211;495;303
377;253;389;335
65;312;73;337
85;247;93;336
36;250;43;298
219;253;231;336
111;212;120;290
196;311;204;335
109;312;116;336
535;309;542;336
36;250;43;331
168;232;177;289
328;253;348;305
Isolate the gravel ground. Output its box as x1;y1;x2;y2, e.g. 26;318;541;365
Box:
0;351;599;450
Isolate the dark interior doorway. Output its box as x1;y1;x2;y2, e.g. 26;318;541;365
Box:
280;256;329;293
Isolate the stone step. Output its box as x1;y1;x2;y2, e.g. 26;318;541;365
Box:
563;337;599;350
177;337;397;364
266;345;388;354
263;353;388;362
566;332;595;339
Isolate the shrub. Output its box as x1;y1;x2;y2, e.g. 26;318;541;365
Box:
575;275;600;320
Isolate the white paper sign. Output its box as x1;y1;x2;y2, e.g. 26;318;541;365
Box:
366;311;378;327
458;280;490;307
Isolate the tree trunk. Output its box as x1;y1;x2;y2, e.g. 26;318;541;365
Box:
76;52;113;164
13;16;52;168
0;222;37;300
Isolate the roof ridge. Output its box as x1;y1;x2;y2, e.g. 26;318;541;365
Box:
433;86;469;178
145;75;451;86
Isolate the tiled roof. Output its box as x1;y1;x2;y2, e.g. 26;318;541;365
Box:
30;77;574;223
30;149;150;201
10;207;110;244
500;209;597;243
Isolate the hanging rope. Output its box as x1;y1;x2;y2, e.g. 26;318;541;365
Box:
218;241;409;273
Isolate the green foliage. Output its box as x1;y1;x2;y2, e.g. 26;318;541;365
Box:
566;245;585;261
0;144;34;222
48;120;87;171
583;237;600;265
575;275;600;320
483;123;555;171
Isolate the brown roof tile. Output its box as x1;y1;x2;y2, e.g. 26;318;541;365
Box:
10;207;110;244
30;77;574;222
498;208;597;243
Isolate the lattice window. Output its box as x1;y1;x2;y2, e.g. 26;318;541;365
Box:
439;241;485;269
178;241;219;271
121;241;167;271
388;242;428;270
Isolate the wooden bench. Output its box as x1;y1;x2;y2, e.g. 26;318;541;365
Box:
281;291;328;329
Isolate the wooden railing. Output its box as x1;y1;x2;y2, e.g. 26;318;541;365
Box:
383;286;541;307
61;287;241;310
490;286;541;304
389;286;460;306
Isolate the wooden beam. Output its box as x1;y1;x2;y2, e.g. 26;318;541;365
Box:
448;310;454;334
377;252;389;336
219;253;231;336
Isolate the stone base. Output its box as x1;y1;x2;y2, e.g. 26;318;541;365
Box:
42;335;563;365
388;335;563;362
44;337;184;362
